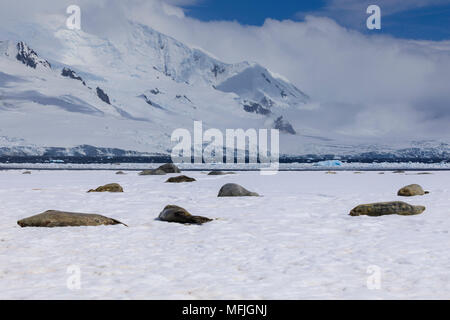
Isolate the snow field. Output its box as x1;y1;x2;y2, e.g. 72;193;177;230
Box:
0;170;449;299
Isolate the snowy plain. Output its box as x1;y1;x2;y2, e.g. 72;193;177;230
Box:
0;169;449;299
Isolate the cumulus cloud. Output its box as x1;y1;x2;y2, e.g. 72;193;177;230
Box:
0;0;449;141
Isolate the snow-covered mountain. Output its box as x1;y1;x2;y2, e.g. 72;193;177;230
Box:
0;22;448;160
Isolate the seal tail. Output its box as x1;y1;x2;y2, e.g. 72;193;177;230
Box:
190;215;213;225
112;219;129;227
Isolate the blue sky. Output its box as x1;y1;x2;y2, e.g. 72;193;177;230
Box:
180;0;450;40
181;0;325;25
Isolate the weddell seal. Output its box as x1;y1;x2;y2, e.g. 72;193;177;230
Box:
87;183;124;193
165;175;196;183
17;210;128;228
349;202;425;217
397;184;429;197
207;171;236;176
218;183;259;197
139;163;182;176
139;169;166;176
157;163;181;173
158;205;212;225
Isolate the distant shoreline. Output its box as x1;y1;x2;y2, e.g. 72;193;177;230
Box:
1;162;449;171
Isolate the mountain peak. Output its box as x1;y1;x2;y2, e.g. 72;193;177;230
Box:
0;23;312;156
0;40;51;69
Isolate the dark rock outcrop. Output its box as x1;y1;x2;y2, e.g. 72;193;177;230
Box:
274;116;296;135
61;68;86;85
15;42;51;69
212;64;225;78
140;94;165;110
96;87;111;105
243;101;271;115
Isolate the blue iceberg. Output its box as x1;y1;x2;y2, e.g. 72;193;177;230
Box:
313;160;343;167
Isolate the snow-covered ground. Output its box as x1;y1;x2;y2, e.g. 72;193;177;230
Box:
0;170;449;299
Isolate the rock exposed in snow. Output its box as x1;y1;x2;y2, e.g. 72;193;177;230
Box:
15;41;51;69
96;87;111;105
139;94;165;110
274;116;296;135
61;68;86;86
243;101;271;115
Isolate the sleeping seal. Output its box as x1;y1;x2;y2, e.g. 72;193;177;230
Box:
397;184;429;197
139;163;181;175
218;183;259;197
139;169;166;176
18;210;127;228
165;175;196;183
208;171;235;176
157;163;181;173
158;205;212;225
350;201;425;217
87;183;124;193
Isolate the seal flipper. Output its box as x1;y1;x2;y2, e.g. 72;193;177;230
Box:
172;212;212;225
111;219;128;227
190;215;213;225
